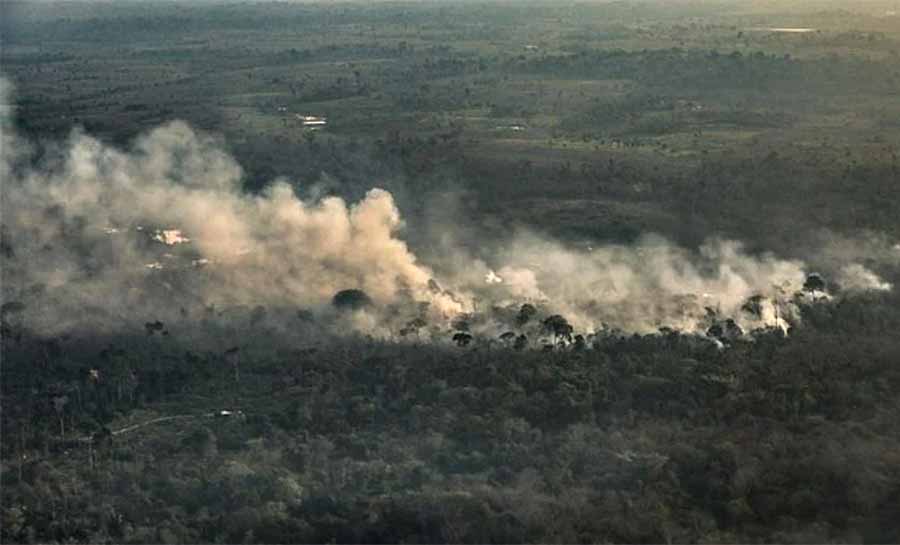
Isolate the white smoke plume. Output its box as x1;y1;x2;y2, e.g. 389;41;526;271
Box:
443;233;809;335
1;81;465;335
836;264;893;293
1;75;893;341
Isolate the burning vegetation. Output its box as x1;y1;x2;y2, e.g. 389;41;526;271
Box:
2;43;900;542
0;100;894;346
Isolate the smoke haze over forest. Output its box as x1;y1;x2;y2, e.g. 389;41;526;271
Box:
3;75;894;343
3;2;900;543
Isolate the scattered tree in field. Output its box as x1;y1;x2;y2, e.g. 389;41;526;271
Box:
703;317;738;341
803;273;826;293
516;303;538;327
144;321;165;336
452;332;473;347
542;314;574;342
514;334;529;351
573;334;586;350
724;318;743;340
332;289;373;311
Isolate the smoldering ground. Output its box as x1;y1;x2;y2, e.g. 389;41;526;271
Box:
1;77;895;345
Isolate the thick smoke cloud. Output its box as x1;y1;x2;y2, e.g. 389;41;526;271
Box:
455;234;808;335
1;76;893;341
2;139;462;334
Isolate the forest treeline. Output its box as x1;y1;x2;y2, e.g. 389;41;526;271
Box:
2;291;900;543
3;1;900;543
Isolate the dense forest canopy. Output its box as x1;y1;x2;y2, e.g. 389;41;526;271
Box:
2;1;900;543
